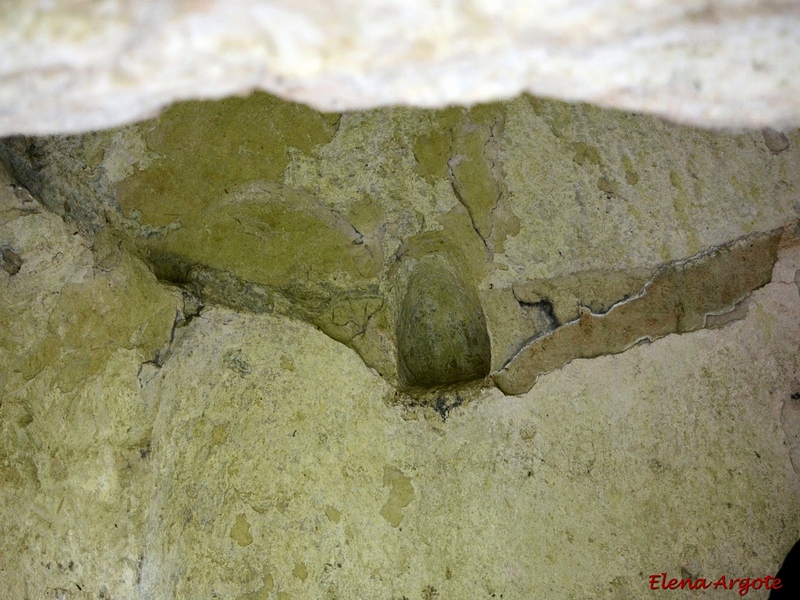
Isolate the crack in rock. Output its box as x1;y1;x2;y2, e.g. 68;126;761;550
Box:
493;227;788;395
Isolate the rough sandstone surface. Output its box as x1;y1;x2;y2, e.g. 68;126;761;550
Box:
2;5;800;589
2;159;800;595
2;94;799;393
1;0;800;135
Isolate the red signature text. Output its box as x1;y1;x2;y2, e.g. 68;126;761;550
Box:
648;573;782;596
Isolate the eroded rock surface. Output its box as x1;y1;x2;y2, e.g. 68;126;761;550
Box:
1;0;800;134
1;91;800;599
495;229;788;394
2;93;799;397
0;162;183;599
136;244;800;598
396;253;490;389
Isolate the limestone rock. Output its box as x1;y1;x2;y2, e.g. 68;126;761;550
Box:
2;94;799;385
396;254;490;389
1;0;800;135
0;165;183;599
495;229;785;395
2;87;800;600
139;244;800;598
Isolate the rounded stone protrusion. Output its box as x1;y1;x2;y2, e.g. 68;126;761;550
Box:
396;254;491;390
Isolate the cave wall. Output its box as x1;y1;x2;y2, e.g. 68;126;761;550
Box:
1;0;800;135
2;1;800;598
1;91;800;598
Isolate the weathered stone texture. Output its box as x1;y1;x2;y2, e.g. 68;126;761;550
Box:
1;1;799;135
495;229;786;395
2;94;798;386
0;163;182;599
139;244;800;598
1;85;800;598
3;140;800;595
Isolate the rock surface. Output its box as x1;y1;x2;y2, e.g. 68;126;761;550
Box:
2;156;799;595
0;161;183;599
2;93;799;391
1;0;800;135
2;85;800;598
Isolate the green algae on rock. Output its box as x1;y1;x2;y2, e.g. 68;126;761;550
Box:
116;92;340;227
144;180;380;292
380;465;415;527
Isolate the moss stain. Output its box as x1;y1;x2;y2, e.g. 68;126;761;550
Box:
572;142;603;168
230;513;254;547
448;124;501;240
17;254;176;391
621;155;639;185
117;92;339;227
597;177;619;196
526;95;574;137
324;506;341;523
380;465;414;528
236;576;274;600
669;170;701;255
413;127;452;183
292;562;308;582
211;423;229;445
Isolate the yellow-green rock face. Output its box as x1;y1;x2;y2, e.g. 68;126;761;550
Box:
0;165;182;600
148;181;380;292
2;94;800;600
1;92;799;392
116;92;340;227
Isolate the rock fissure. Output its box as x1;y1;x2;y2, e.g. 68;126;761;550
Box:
446;158;493;257
494;226;790;395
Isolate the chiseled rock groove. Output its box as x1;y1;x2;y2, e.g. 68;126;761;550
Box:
1;0;800;135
